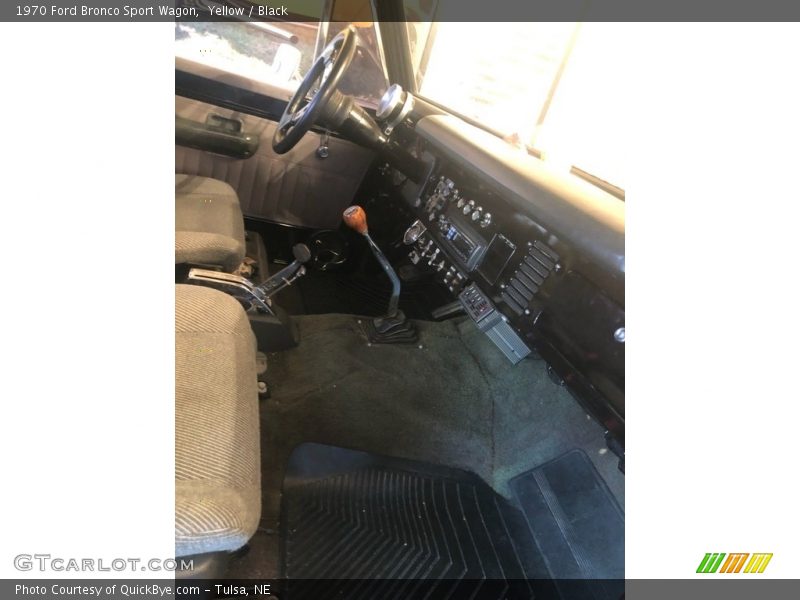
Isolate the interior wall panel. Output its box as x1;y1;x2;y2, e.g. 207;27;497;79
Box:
176;96;376;229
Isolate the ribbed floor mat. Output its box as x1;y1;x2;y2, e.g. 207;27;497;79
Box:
509;450;625;598
280;444;621;600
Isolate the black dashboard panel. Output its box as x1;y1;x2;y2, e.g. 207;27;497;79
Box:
403;162;568;326
416;115;625;285
477;234;516;285
395;115;626;446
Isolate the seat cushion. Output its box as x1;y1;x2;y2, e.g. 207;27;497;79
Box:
175;284;260;557
175;175;246;272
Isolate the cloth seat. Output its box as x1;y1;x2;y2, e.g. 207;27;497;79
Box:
175;284;261;557
176;174;246;272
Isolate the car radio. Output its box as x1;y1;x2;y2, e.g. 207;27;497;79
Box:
413;173;490;272
434;208;486;271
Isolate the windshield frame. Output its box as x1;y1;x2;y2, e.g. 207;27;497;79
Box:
397;13;625;198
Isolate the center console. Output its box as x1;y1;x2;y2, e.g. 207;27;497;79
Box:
402;170;547;364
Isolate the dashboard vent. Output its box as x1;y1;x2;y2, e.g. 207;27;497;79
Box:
500;241;559;316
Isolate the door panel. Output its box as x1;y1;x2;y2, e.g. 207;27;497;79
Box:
176;96;376;230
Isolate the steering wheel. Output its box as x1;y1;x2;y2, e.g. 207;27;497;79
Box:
272;26;358;154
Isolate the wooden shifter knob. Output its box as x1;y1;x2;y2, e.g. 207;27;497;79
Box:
343;205;368;235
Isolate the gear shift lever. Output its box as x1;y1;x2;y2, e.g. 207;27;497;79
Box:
343;205;417;343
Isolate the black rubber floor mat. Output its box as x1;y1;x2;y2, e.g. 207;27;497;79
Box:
509;449;624;598
280;444;620;600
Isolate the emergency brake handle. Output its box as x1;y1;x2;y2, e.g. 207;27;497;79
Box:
257;243;311;298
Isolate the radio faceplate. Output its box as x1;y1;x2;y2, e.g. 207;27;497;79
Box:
435;206;486;271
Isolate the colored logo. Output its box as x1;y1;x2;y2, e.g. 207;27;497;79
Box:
696;553;772;574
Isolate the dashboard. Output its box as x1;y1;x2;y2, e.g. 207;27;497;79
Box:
387;113;626;448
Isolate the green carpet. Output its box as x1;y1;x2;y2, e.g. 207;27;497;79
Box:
230;313;623;578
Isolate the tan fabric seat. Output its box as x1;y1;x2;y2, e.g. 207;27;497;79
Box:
175;284;261;557
175;175;246;272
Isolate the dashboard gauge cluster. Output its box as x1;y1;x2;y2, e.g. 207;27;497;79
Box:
416;175;493;230
406;172;497;293
405;165;567;329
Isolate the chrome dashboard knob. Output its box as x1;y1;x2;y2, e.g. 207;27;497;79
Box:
480;212;492;228
403;219;426;245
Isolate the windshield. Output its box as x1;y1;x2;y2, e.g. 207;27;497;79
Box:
406;12;626;193
175;20;387;108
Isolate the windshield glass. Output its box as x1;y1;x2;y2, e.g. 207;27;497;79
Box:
175;20;387;107
175;21;319;90
406;11;626;193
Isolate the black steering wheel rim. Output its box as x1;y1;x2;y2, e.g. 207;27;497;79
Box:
272;25;358;154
